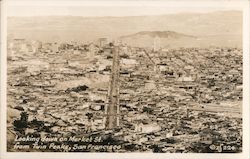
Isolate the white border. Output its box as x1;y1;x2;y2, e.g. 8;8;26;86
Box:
243;2;250;159
1;0;8;157
5;0;249;7
1;0;249;159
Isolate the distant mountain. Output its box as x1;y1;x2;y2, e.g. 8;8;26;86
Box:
120;31;198;48
8;11;242;48
120;31;196;39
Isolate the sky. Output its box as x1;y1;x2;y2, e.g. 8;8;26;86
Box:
7;6;240;17
6;1;243;17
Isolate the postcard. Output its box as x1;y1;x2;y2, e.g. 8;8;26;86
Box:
0;0;249;159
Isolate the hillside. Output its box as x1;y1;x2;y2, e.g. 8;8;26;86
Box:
120;30;242;49
120;31;196;39
120;31;199;48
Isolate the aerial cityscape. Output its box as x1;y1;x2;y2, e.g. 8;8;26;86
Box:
6;10;243;153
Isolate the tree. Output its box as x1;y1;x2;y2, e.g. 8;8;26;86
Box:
20;112;28;123
13;112;29;133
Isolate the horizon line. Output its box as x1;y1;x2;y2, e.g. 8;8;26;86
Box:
7;10;242;18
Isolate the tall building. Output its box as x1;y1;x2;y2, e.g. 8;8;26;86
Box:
31;40;42;53
153;37;161;52
98;38;108;47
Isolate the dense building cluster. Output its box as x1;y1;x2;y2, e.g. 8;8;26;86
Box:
7;39;242;152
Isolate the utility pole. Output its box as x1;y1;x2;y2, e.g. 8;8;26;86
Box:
105;46;120;129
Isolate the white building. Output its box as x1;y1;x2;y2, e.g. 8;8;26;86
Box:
135;122;161;133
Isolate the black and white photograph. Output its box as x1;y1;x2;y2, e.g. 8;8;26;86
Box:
0;0;249;159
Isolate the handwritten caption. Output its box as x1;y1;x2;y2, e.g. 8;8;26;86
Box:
13;135;122;151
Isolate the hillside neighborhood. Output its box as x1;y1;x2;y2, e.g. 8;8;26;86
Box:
7;37;242;152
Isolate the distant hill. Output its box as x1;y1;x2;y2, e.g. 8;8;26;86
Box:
120;31;199;48
8;10;242;48
120;31;196;39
